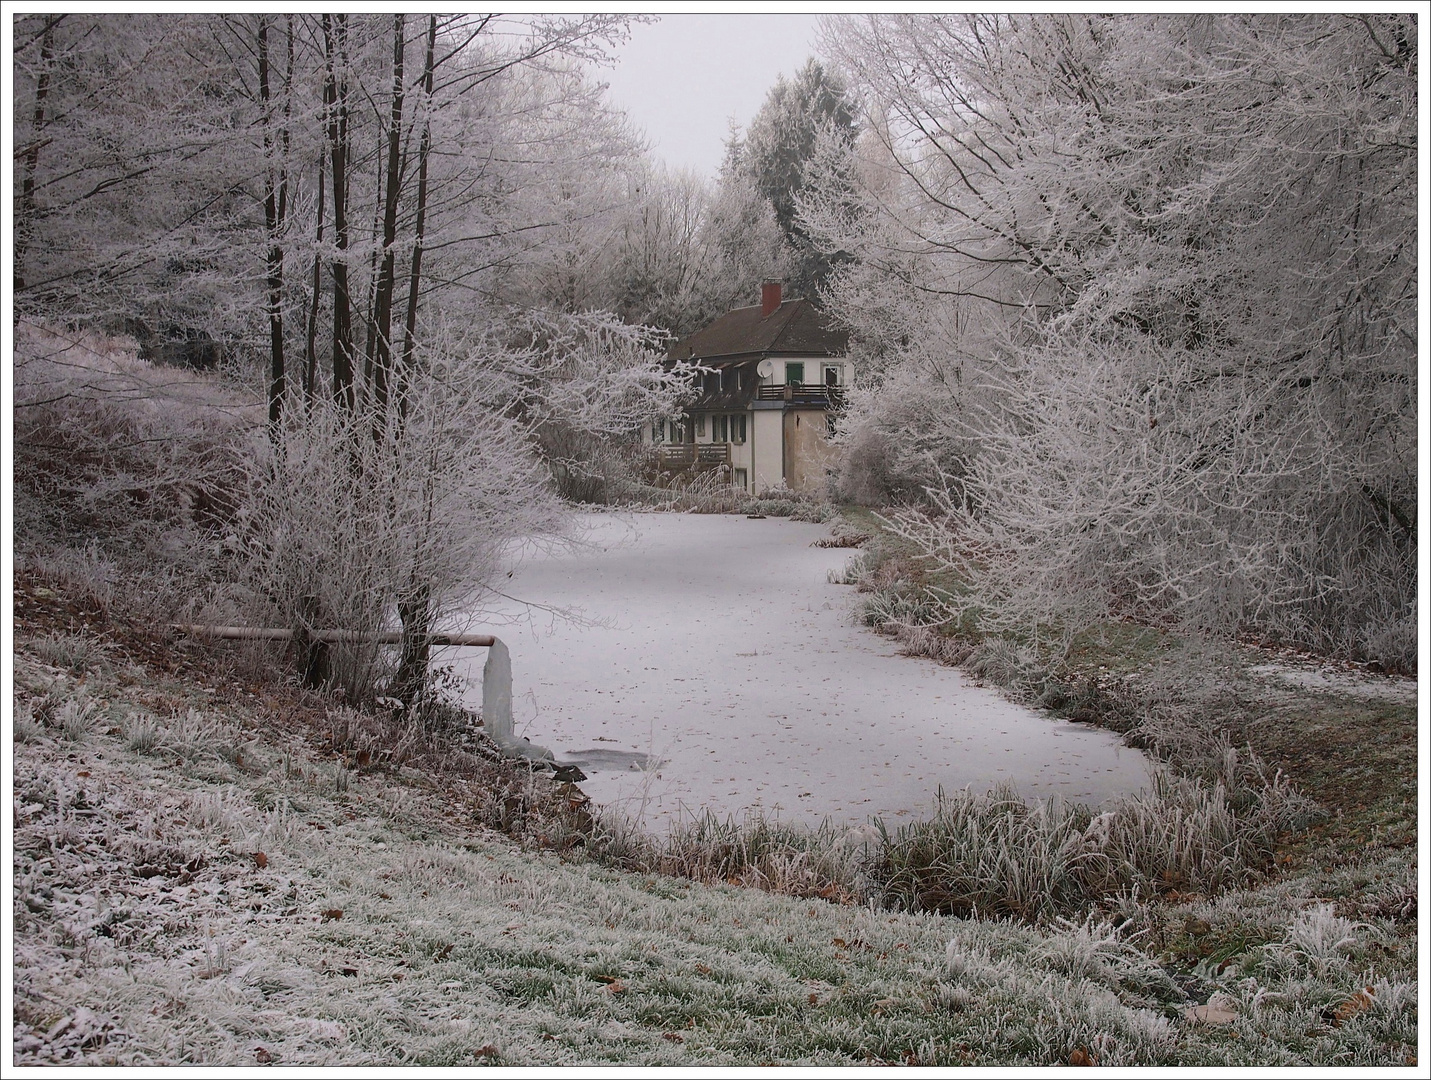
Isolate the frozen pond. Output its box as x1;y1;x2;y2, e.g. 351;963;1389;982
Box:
452;512;1148;831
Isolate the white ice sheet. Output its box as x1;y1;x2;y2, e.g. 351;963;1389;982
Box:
453;512;1149;832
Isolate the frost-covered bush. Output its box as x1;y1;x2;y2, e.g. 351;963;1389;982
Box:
236;354;564;704
19;544;117;618
831;362;984;510
888;333;1417;670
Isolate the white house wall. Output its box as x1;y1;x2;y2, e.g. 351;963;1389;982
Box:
751;408;783;493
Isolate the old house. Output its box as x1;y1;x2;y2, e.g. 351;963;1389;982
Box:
645;283;850;496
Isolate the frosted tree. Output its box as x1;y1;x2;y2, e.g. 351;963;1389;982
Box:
12;13;696;710
606;165;715;337
813;14;1417;667
735;58;858;300
12;15;271;336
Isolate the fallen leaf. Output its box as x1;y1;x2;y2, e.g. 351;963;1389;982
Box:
1326;987;1375;1026
76;771;90;778
808;993;820;1005
663;1032;684;1043
605;979;627;995
252;852;268;869
1183;999;1237;1025
321;909;343;922
1068;1046;1097;1066
474;1045;499;1058
254;1048;273;1064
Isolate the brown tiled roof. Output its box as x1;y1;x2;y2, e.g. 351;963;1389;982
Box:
689;380;758;412
668;298;848;363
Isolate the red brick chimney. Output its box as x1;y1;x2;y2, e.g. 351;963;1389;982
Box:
760;281;782;318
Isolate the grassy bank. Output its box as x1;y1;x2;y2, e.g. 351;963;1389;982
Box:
835;506;1418;860
10;564;1420;1067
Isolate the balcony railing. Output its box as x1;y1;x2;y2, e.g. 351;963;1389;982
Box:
755;384;844;407
652;442;731;470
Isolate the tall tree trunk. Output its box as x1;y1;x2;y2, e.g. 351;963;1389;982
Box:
323;14;355;412
393;17;440;713
258;17;288;429
370;13;407;434
16;16;58;292
395;438;440;714
361;148;384;400
397;15;438;429
302;147;326;406
394;584;432;714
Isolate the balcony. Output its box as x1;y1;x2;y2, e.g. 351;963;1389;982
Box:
652;442;731;471
755;384;844;408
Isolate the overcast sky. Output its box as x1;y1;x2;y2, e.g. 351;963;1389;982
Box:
593;14;825;178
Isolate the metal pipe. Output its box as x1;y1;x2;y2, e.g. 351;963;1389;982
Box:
171;625;496;647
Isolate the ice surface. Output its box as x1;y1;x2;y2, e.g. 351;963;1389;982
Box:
452;512;1149;831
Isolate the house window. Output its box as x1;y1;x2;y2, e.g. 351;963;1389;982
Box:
713;414;728;442
732;414;747;443
734;467;748;490
722;367;736;392
785;361;805;386
671;419;687;443
651;420;664;444
695;414;706;437
824;364;841;387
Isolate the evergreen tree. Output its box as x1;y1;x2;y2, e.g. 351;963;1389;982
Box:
737;58;857;301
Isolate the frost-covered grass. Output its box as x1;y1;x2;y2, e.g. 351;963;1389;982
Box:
612;467;834;522
871;762;1318;922
11;640;1418;1067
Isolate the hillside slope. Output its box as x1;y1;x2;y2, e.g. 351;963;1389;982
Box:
11;598;1418;1067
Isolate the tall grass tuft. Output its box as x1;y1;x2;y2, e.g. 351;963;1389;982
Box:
26;632;110;675
587;808;872;902
870;755;1318;922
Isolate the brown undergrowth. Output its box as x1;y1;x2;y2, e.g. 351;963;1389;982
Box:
13;571;597;857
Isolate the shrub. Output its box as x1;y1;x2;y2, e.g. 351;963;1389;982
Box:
235;362;563;705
